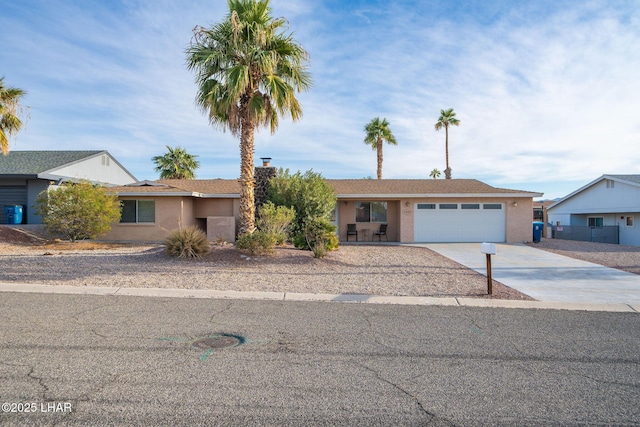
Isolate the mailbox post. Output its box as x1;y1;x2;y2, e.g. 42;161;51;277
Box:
480;243;497;295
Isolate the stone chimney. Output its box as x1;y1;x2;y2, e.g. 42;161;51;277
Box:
254;157;277;211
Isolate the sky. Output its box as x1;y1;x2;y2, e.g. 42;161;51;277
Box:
1;0;639;200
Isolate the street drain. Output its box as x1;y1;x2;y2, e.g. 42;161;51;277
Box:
192;334;245;350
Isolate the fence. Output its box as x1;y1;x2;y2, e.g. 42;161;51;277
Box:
552;225;618;244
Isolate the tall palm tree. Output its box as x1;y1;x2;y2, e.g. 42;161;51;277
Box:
434;108;460;179
152;146;200;179
429;168;441;179
186;0;312;235
0;77;27;155
364;117;397;180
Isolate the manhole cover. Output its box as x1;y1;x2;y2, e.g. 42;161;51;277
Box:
192;334;243;350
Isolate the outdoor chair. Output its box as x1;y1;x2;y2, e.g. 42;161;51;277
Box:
373;224;388;241
347;223;358;242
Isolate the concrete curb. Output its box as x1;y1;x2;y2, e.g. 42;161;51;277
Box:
1;282;638;313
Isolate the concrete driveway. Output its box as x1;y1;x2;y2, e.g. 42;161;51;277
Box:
413;243;640;304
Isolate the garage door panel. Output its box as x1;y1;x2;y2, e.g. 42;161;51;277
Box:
414;203;505;242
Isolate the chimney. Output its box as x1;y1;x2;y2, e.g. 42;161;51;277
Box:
254;157;277;212
260;157;272;167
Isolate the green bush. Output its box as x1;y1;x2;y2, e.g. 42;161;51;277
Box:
302;217;339;258
165;226;211;258
236;231;278;256
267;168;337;248
256;202;295;245
33;181;121;242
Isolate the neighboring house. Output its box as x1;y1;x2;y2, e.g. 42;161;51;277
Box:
0;151;137;224
104;167;542;243
547;174;640;246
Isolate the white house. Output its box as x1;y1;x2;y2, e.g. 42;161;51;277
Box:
547;175;640;246
0;150;137;224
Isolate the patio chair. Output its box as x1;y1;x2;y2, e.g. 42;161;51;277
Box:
373;224;388;241
347;223;358;242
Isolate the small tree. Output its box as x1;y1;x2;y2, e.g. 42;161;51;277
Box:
34;182;121;242
256;202;295;245
267;168;337;246
152;145;200;179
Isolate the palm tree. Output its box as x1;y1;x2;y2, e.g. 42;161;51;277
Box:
186;0;312;235
364;117;397;180
0;77;27;155
152;146;200;179
434;108;460;179
429;168;441;179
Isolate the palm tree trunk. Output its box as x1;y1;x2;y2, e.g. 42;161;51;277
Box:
444;126;451;179
238;108;256;235
376;138;383;180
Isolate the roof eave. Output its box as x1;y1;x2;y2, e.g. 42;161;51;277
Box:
336;192;542;199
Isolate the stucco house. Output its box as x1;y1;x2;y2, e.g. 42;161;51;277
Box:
0;151;137;224
104;167;542;244
547;174;640;246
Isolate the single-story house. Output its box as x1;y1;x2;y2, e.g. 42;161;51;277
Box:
547;174;640;246
103;167;542;243
0;151;137;224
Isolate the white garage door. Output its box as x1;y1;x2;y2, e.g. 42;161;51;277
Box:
414;203;506;243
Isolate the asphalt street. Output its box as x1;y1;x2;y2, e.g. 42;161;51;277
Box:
1;292;639;426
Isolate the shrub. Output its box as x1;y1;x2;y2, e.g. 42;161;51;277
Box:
33;181;121;242
303;217;339;258
267;168;337;248
256;202;295;245
165;226;211;258
236;231;278;256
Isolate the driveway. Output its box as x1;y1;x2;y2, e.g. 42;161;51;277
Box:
414;243;640;304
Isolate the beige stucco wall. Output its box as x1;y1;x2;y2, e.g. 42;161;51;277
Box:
506;198;534;243
337;200;400;241
102;197;197;242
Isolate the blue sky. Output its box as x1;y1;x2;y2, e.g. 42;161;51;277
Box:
2;0;639;200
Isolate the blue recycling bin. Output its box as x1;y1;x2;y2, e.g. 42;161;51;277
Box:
4;205;23;224
533;221;544;243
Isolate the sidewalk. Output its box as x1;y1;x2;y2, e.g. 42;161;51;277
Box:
0;282;638;313
418;243;640;305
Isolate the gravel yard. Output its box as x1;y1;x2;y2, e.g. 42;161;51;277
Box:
0;227;530;300
4;227;638;301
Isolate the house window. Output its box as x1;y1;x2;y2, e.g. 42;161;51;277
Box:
417;204;436;209
439;204;458;209
588;217;603;228
461;204;480;209
627;216;634;227
483;204;502;210
355;202;387;222
120;200;155;223
606;179;615;189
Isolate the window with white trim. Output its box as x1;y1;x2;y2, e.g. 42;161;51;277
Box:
120;200;155;223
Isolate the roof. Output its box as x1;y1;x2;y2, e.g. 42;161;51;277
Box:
0;150;105;175
112;178;542;198
327;179;541;197
548;174;640;210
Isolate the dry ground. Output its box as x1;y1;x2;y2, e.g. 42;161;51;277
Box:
0;226;530;300
5;227;637;301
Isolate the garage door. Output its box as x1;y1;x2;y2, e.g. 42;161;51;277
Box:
0;186;27;224
414;203;505;242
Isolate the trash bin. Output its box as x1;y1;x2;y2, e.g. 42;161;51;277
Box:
532;221;544;243
4;205;23;225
